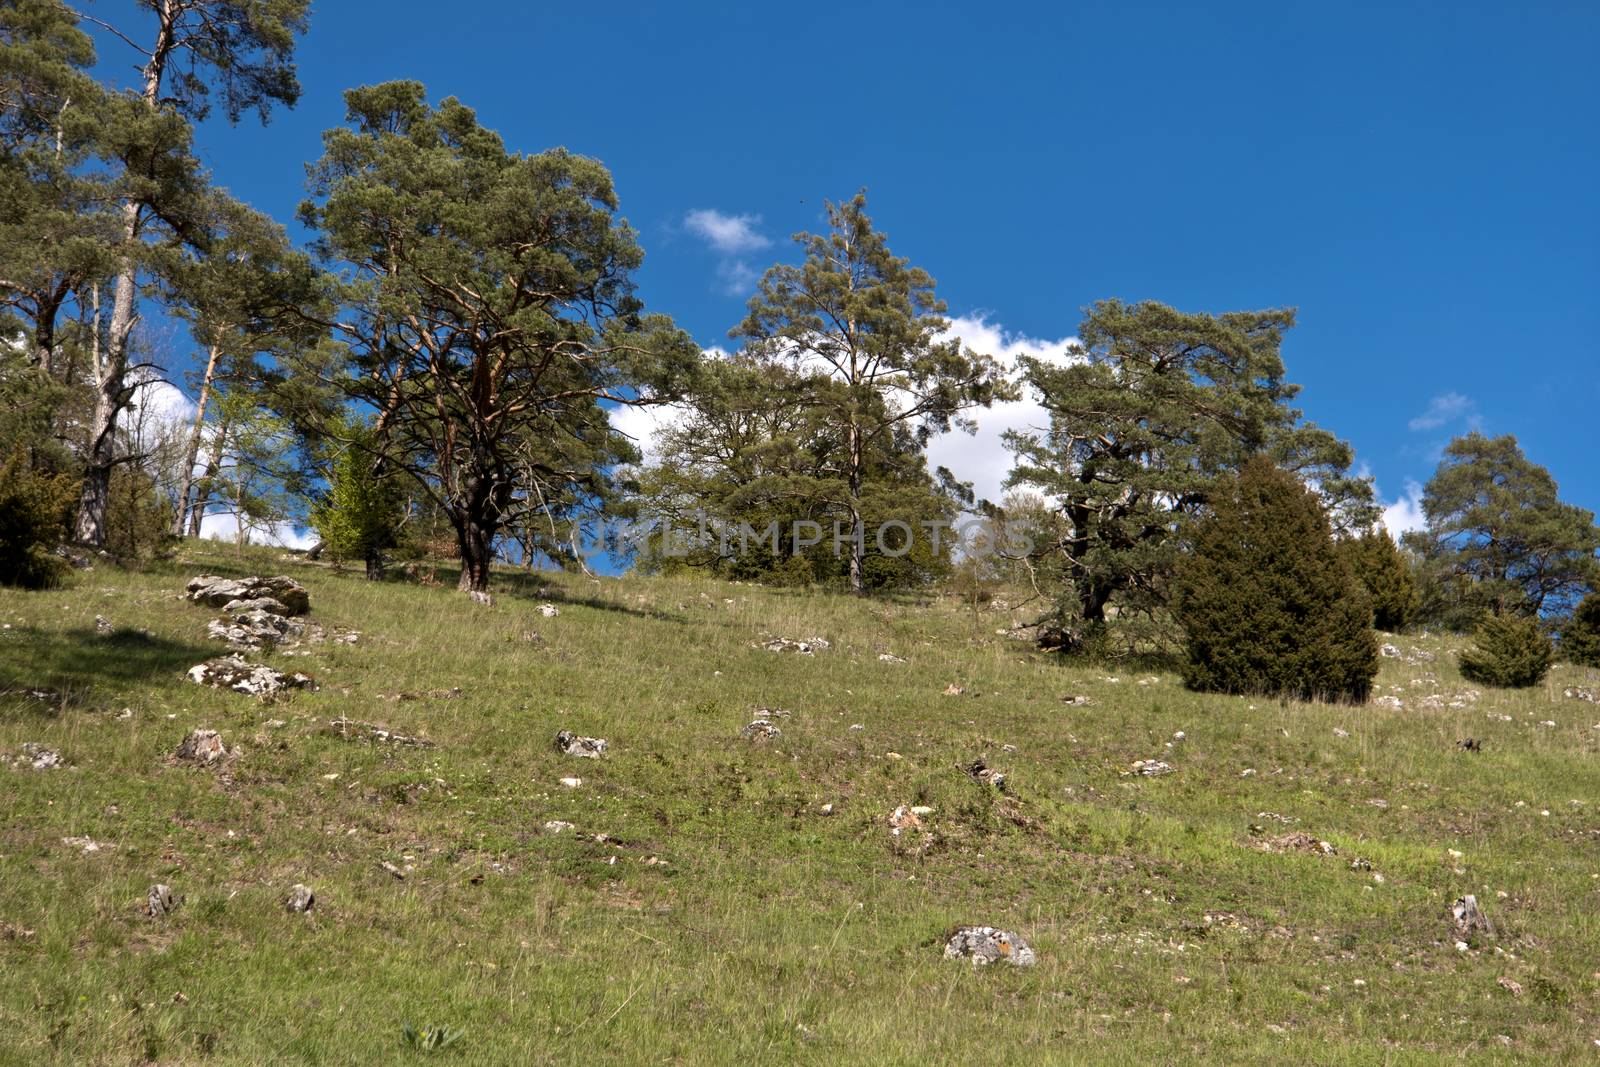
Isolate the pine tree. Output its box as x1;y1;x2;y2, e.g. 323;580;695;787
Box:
1173;455;1378;702
1459;614;1554;688
298;82;697;594
311;425;402;579
1560;593;1600;669
1007;300;1374;647
1404;432;1600;623
736;192;1009;594
1342;529;1418;632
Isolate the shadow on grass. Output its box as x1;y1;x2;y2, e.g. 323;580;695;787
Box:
0;627;213;716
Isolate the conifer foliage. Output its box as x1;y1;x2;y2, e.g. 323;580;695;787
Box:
0;453;77;589
1459;613;1554;688
1562;593;1600;669
310;425;402;580
1173;456;1378;702
1342;529;1418;632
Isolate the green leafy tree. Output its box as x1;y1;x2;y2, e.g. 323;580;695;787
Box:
61;0;309;546
0;450;77;588
735;192;1009;594
1007;300;1374;649
0;0;116;382
1459;613;1554;689
1403;432;1600;624
631;353;960;588
298;82;697;593
1559;593;1600;669
311;422;402;579
1342;528;1418;631
1172;455;1377;702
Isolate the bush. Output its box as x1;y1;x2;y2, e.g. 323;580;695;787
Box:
1173;456;1378;702
1459;613;1554;688
1562;593;1600;669
0;452;77;589
1342;529;1418;631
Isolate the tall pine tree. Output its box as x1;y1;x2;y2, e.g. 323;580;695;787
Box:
736;192;1009;594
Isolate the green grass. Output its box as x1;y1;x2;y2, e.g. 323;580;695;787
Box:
3;542;1600;1064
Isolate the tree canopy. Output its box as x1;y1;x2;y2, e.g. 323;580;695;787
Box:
298;81;697;591
1404;432;1600;622
1006;299;1374;646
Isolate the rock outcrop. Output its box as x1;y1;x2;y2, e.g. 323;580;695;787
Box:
186;656;314;697
186;575;310;616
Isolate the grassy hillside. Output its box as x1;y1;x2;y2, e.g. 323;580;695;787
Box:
3;542;1600;1064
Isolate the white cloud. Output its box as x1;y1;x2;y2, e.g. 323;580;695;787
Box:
606;347;732;461
129;376;197;428
198;510;317;550
683;209;771;255
1379;478;1427;538
610;317;1082;511
924;314;1081;507
1407;391;1475;432
683;209;772;298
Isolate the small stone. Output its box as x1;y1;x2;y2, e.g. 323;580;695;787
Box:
187;656;314;697
740;720;781;743
537;603;560;618
94;615;113;635
1131;759;1174;777
174;729;228;766
13;742;63;770
286;884;315;913
943;925;1036;967
962;757;1008;792
378;861;406;880
757;636;828;654
877;653;906;663
554;730;608;758
943;684;965;696
1497;977;1524;997
1451;894;1493;940
542;820;576;834
148;884;178;917
559;776;582;788
889;805;923;831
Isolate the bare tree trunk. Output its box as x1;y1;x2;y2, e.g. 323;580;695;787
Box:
846;417;864;595
456;517;493;593
189;417;228;538
74;270;137;545
73;15;174;546
171;342;222;536
453;473;503;594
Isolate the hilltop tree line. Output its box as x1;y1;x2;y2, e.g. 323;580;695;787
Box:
5;2;1600;695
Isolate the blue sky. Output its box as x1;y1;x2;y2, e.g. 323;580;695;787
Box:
90;0;1600;533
